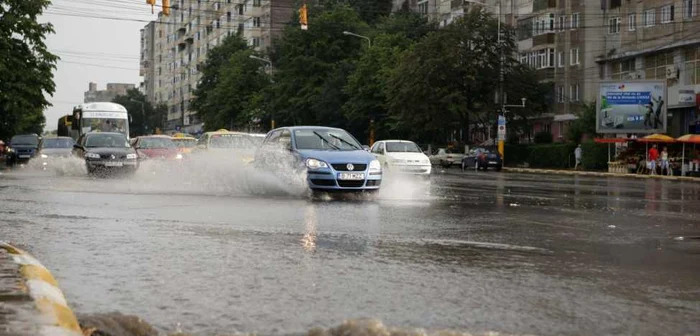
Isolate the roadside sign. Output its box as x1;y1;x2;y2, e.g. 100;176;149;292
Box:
497;124;506;141
498;115;506;126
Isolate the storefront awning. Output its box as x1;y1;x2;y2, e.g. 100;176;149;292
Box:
553;114;578;122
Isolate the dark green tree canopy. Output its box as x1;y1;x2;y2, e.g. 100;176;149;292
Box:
0;0;58;139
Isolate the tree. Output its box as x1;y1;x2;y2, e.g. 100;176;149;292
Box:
267;4;368;134
347;0;393;24
112;89;163;137
191;34;248;123
386;8;514;144
0;0;58;140
343;11;434;141
567;103;596;143
199;49;271;131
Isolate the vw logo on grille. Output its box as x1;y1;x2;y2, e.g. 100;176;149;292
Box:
110;155;115;160
346;163;354;171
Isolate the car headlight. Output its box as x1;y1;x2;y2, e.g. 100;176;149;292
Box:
41;154;48;159
126;153;138;159
305;158;328;169
85;153;100;159
369;159;381;173
7;148;13;153
175;153;183;160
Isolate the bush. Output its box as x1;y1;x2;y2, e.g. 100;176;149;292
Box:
534;131;554;144
581;141;609;170
504;143;576;168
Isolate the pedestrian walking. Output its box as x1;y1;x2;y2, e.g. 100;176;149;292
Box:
660;146;672;176
574;144;582;170
648;144;659;175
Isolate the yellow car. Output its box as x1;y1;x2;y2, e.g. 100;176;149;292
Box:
171;133;197;154
195;129;258;164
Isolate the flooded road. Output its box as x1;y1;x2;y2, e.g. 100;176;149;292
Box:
1;168;699;335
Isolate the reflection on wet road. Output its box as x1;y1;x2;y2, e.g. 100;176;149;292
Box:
1;168;699;335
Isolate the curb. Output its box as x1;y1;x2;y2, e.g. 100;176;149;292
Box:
0;242;82;336
502;167;700;182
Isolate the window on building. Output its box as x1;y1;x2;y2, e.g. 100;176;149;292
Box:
608;17;621;34
518;17;533;40
684;0;695;18
570;48;580;65
611;59;636;79
253;17;261;27
644;51;674;79
253;0;261;6
569;84;580;102
557;86;565;103
227;11;231;22
661;4;675;23
644;9;656;27
684;46;700;84
557;16;565;31
417;0;429;15
548;13;555;31
572;13;580;29
558;51;564;67
628;14;636;31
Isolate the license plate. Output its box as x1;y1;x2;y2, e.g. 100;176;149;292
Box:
338;172;365;180
105;162;123;167
489;161;497;164
19;155;30;158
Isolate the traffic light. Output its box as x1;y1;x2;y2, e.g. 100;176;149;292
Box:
146;0;155;13
162;0;170;16
299;3;308;30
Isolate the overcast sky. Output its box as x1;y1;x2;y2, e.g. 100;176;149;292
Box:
42;0;157;130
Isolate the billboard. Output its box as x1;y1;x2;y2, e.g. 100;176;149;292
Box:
596;81;667;134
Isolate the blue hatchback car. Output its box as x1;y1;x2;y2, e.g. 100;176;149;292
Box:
254;126;382;191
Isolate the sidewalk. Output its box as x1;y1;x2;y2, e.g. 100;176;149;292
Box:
503;167;700;182
0;243;82;336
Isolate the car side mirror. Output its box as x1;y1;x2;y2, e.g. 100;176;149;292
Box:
362;145;370;151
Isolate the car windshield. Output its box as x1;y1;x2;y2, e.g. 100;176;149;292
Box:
386;142;422;153
210;134;255;149
173;139;197;148
294;129;361;151
10;135;39;146
85;134;130;148
42;138;74;148
139;138;176;149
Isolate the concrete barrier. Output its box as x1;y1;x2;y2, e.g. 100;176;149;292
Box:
0;242;82;336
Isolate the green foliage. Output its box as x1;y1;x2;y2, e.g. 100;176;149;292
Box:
268;4;368;132
347;0;393;24
567;103;596;143
191;35;269;131
533;131;553;144
0;0;58;140
112;89;166;136
581;141;609;170
504;143;576;168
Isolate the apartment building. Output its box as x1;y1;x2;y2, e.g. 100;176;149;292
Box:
597;0;700;136
140;0;294;134
84;82;136;103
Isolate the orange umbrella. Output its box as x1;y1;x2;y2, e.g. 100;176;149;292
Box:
637;133;676;143
676;134;700;143
677;134;700;175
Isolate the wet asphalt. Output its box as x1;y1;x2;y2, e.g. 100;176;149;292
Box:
1;163;699;336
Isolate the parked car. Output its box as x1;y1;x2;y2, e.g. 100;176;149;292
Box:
370;140;431;179
254;126;381;192
72;132;138;175
5;134;40;166
195;129;258;163
429;148;465;168
461;148;502;171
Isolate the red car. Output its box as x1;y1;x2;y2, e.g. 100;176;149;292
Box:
130;135;183;161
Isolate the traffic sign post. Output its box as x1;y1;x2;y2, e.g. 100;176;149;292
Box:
497;115;506;159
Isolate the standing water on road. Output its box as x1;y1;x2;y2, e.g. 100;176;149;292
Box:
1;164;700;335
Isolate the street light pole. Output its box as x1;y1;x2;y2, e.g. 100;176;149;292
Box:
342;31;375;145
249;55;275;130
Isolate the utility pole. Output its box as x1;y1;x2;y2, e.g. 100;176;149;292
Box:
129;99;146;135
342;31;374;145
249;55;275;130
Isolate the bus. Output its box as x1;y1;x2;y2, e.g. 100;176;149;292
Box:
70;102;131;141
57;115;73;137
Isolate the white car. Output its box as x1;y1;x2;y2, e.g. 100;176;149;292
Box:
370;140;432;178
